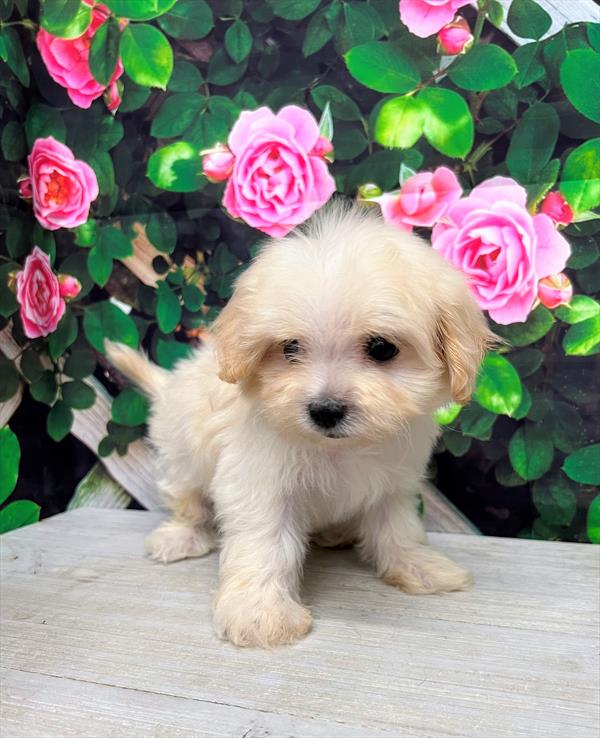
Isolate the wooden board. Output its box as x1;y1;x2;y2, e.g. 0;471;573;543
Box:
497;0;600;43
1;510;598;738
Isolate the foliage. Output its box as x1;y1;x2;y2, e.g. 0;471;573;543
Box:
0;0;598;541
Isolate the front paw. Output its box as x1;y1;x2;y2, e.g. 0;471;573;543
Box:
213;586;312;647
383;545;472;595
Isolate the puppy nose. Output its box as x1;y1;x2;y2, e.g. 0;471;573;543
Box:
309;399;347;429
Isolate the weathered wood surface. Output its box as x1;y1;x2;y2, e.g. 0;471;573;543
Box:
1;510;598;738
498;0;600;43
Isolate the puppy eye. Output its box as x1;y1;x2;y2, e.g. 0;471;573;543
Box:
365;336;399;363
283;340;300;361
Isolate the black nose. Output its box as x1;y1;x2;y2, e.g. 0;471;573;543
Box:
308;399;347;429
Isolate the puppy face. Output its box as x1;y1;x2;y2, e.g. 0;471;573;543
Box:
212;204;494;445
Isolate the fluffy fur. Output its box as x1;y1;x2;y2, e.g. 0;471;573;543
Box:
107;202;494;648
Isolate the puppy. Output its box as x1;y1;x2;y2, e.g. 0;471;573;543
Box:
107;202;494;648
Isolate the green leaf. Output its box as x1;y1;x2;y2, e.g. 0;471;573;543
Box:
506;103;559;185
20;350;44;384
29;371;57;406
155;337;192;369
83;302;139;354
0;426;20;505
345;42;420;94
119;76;151;112
89;15;121;86
311;85;361;121
509;423;554;481
563;444;600;485
181;284;204;311
556;295;600;324
560;49;600;124
64;349;96;379
460;402;497;440
487;0;504;28
303;7;333;57
156;282;181;333
532;473;578;527
442;431;471;457
492;305;554;347
0;27;29;86
157;0;213;39
25;104;66;148
47;400;73;442
147;212;177;254
562;314;600;356
448;44;517;91
112;387;149;426
0;500;40;535
335;0;377;54
560;138;600;214
550;401;585;454
268;0;320;20
495;459;526;488
510;348;543;377
507;0;551;40
147;141;204;192
61;380;96;410
87;243;113;288
587;495;600;544
48;310;78;360
588;24;600;54
434;402;461;425
318;101;334;141
225;20;252;64
99;227;133;259
120;24;173;90
104;0;178;20
513;43;545;89
207;47;248;86
1;120;26;161
473;353;522;417
89;150;115;198
151;93;206;138
168;60;203;92
418;87;474;159
374;96;425;149
41;0;93;38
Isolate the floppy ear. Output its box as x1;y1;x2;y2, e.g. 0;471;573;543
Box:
436;284;497;405
210;268;270;384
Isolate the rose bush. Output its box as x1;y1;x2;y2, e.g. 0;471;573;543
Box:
0;0;598;542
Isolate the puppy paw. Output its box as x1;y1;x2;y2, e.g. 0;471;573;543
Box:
214;588;312;648
383;545;472;595
145;521;215;563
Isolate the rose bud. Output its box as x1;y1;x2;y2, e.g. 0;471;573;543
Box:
311;135;334;158
202;145;235;183
540;192;574;226
357;182;383;200
437;16;473;56
538;273;573;309
18;176;33;200
104;80;122;114
58;274;82;301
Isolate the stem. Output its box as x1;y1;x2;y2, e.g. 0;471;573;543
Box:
473;0;488;45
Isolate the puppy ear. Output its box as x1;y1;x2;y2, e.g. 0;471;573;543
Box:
211;270;269;384
436;287;497;406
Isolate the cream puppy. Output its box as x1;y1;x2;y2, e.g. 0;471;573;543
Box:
107;202;494;648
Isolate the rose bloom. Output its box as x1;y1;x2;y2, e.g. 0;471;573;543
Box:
437;16;473;55
432;177;571;324
16;247;65;339
431;177;571;325
540;191;574;226
538;273;573;309
23;137;99;231
399;0;471;38
36;1;123;110
58;274;82;300
222;106;335;237
378;167;462;231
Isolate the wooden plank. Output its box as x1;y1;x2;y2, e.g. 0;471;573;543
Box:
1;510;598;738
497;0;600;43
422;481;479;534
0;382;22;427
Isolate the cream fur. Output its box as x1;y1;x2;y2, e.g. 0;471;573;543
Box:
107;202;493;648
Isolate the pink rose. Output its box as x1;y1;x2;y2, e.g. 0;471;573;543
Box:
104;81;122;113
25;137;99;231
437;16;473;55
202;145;235;182
399;0;471;38
36;2;123;110
538;273;573;309
16;247;65;339
222;106;335;237
540;191;574;226
378;167;462;231
58;274;82;300
432;177;571;324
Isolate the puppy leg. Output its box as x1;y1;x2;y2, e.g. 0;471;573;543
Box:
359;491;472;594
145;481;215;564
213;518;311;648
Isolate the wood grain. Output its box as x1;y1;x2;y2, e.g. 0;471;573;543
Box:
1;510;598;738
